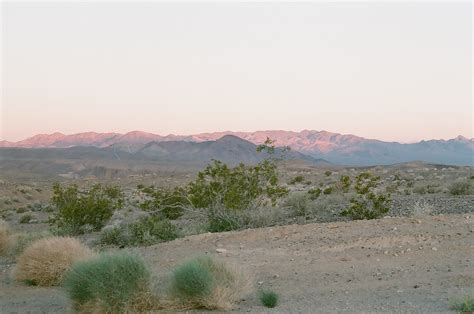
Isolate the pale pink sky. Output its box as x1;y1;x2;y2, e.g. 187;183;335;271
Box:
1;2;472;142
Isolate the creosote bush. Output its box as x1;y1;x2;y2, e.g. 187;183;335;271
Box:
50;183;123;235
341;172;391;220
188;159;288;211
259;290;279;308
15;236;94;286
64;252;155;313
169;256;251;310
139;186;190;220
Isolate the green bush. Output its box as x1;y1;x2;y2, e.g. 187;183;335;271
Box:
50;183;123;234
324;170;332;177
139;186;190;220
19;213;33;224
451;295;474;314
341;172;391;220
340;175;351;193
323;187;333;195
289;175;305;185
449;180;473;196
259;290;279;308
64;252;151;312
307;188;321;200
188;159;287;211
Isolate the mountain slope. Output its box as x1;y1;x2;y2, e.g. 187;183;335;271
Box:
1;130;472;166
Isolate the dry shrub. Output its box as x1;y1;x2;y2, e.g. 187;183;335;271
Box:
74;291;159;314
169;256;252;311
15;236;94;286
0;219;12;255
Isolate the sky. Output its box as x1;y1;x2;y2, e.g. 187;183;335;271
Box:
1;1;472;143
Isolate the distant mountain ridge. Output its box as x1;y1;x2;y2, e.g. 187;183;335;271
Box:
1;130;472;166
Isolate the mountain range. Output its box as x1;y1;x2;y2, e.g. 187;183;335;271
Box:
1;130;472;166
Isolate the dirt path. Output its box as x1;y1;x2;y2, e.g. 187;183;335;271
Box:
1;214;473;313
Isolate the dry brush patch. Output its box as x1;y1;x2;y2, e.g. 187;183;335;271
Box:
15;236;95;286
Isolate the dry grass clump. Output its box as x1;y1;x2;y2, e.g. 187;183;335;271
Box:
15;236;94;286
0;219;12;255
169;256;252;311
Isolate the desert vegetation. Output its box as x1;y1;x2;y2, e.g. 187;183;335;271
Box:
15;236;94;286
259;290;279;308
0;138;473;312
169;256;251;310
64;252;155;313
50;183;123;235
450;295;474;314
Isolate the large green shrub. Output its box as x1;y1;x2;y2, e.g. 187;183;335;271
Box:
139;186;190;219
64;252;151;312
50;183;123;234
341;172;391;220
188;159;287;211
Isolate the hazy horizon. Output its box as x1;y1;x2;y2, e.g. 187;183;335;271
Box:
2;2;472;142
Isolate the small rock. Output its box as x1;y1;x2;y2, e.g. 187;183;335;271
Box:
431;247;438;251
216;248;227;254
258;281;264;285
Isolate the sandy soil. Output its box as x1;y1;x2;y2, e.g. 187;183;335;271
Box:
1;213;473;313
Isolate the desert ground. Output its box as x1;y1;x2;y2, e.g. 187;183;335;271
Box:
1;214;473;313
